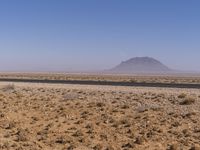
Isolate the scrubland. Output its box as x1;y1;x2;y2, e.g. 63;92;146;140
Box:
0;82;200;150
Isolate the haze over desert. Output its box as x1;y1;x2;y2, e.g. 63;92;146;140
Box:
1;1;200;150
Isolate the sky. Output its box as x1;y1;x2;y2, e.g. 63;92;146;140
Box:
0;0;200;72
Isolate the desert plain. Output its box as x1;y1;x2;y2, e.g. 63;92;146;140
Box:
0;74;200;150
1;73;200;84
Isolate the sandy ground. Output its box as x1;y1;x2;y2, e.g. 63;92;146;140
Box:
0;82;200;150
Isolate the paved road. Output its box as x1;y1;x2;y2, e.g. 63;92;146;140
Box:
0;78;200;89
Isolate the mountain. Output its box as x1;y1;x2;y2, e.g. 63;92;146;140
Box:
109;57;172;73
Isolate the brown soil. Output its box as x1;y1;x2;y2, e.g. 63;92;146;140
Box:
0;82;200;150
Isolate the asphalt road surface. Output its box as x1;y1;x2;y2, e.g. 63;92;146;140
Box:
0;78;200;89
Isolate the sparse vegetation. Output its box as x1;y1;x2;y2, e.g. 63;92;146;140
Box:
0;82;199;149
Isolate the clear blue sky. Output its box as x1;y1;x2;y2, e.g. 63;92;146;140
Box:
0;0;200;72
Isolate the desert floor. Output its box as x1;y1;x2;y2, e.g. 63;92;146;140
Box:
0;82;200;150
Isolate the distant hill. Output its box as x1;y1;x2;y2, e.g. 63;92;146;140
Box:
109;57;172;73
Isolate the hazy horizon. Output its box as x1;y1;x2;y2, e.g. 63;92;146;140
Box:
0;1;200;72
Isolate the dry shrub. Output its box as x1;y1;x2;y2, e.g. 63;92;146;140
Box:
1;84;15;91
62;93;78;101
179;96;195;105
178;93;187;99
130;79;136;83
137;106;148;113
96;102;105;107
120;104;129;109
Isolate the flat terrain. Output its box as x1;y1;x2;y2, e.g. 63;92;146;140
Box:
1;73;200;84
0;82;200;150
